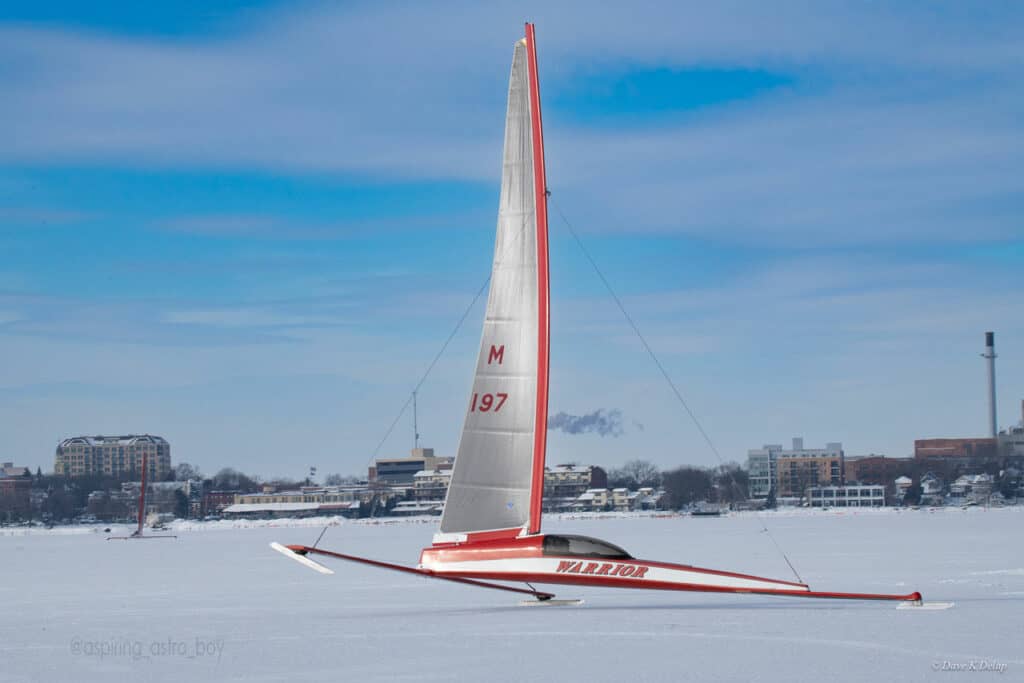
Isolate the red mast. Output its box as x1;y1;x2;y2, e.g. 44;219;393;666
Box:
525;22;550;535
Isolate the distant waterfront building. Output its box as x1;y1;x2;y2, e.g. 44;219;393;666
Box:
894;476;913;504
202;490;241;517
777;454;843;499
919;473;945;506
844;455;914;493
542;464;608;511
227;485;371;518
748;438;844;500
369;448;453;485
0;462;32;518
747;445;782;500
574;488;611;511
413;468;452;502
55;435;171;479
914;438;998;461
806;485;884;508
997;402;1024;458
403;461;609;510
948;474;995;505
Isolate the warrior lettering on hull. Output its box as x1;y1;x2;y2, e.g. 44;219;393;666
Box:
555;560;649;579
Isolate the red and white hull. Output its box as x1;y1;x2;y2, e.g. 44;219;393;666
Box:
423;555;810;596
275;533;923;604
419;534;922;603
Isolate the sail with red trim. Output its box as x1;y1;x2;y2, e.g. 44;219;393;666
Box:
438;26;550;539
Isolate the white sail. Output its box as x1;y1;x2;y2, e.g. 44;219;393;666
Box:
439;35;548;537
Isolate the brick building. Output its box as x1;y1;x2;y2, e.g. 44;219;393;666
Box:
776;454;843;498
0;463;32;518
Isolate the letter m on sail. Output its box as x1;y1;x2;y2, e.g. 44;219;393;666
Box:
487;345;505;365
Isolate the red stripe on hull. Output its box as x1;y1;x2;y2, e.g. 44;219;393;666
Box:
524;22;550;536
625;557;808;589
439;570;920;603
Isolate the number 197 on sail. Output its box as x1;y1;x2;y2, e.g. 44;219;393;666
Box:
470;392;508;412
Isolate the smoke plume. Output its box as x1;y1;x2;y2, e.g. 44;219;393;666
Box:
548;409;625;437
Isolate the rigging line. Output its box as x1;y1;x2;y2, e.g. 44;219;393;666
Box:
366;219;532;465
312;524;329;550
368;274;491;462
549;197;805;585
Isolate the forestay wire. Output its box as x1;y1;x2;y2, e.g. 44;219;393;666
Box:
549;196;805;586
365;219;533;468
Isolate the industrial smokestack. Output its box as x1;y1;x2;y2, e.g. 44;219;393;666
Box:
982;332;997;438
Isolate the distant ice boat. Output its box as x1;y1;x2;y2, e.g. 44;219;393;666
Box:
107;450;176;541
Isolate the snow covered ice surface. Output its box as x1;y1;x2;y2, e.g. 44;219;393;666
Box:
2;508;1022;682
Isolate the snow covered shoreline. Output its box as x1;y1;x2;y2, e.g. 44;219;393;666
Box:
3;504;1021;681
3;503;1019;537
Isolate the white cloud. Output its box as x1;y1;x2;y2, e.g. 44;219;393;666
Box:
1;2;1021;238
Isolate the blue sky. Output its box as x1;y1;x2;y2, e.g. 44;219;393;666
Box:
1;1;1021;479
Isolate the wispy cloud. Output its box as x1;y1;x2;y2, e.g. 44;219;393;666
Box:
1;2;1020;252
156;211;488;240
162;307;343;329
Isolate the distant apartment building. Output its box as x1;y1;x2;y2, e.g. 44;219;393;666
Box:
411;464;452;501
55;435;171;479
748;438;844;500
413;468;452;502
543;464;608;510
369;448;453;485
747;445;782;499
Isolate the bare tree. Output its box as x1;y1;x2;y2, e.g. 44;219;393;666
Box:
711;463;749;504
175;462;202;481
211;468;258;492
661;466;713;509
608;460;662;489
324;473;360;486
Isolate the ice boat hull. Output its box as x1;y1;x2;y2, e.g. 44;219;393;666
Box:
419;534;922;603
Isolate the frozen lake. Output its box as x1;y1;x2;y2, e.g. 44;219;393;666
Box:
2;508;1021;682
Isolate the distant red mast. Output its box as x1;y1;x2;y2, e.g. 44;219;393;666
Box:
134;451;148;536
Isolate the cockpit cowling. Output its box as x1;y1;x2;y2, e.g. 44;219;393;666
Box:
541;534;632;559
